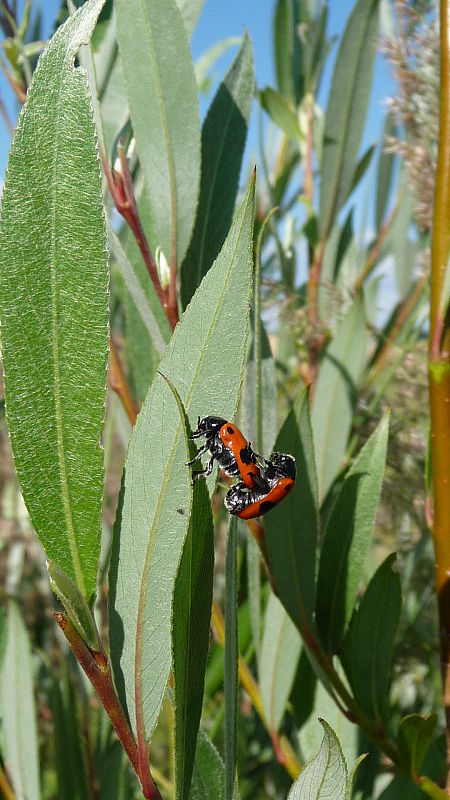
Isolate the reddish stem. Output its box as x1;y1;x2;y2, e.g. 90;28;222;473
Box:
109;335;139;426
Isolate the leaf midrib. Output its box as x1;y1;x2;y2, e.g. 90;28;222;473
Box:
50;62;85;596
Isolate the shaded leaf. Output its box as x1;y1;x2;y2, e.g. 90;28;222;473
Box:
265;388;319;629
316;412;390;653
273;0;302;105
260;86;302;141
181;33;254;308
341;554;401;724
288;719;349;799
1;601;40;800
51;670;89;800
0;0;108;599
312;296;368;501
190;730;225;800
109;178;255;742
376;111;397;231
319;0;380;237
116;0;200;267
173;481;214;800
348;143;376;199
397;714;438;775
260;593;302;732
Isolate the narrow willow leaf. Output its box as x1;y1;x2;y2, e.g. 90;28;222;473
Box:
181;33;254;308
316;412;390;653
116;0;200;267
319;0;380;238
173;481;214;800
2;601;40;800
52;670;89;800
348;143;376;199
109;179;255;742
190;730;225;800
273;0;302;105
47;560;100;650
288;719;349;800
176;0;205;37
376;111;397;231
0;0;108;599
260;87;302;141
312;295;368;501
260;593;301;732
341;554;401;724
397;714;438;775
265;388;319;629
225;516;239;800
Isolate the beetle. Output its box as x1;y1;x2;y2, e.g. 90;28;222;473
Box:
186;416;268;490
224;452;296;519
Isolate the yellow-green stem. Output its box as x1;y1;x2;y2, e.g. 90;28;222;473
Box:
429;0;450;785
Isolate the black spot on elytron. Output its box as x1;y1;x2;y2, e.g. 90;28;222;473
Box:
239;447;252;464
227;425;234;435
259;500;275;515
285;483;293;493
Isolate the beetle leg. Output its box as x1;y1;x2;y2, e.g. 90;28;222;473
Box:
185;441;209;466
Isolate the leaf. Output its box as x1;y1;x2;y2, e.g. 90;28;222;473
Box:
176;0;205;37
397;714;438;775
311;295;368;502
376;111;397;231
195;37;242;94
273;0;302;105
1;601;40;800
190;730;225;800
51;669;89;800
341;554;401;724
225;516;239;800
265;388;319;629
260;593;302;732
181;33;254;308
109;178;255;742
0;0;108;600
173;480;214;800
288;719;349;800
260;87;302;141
316;412;390;653
348;143;376;199
319;0;380;238
47;560;100;650
116;0;200;267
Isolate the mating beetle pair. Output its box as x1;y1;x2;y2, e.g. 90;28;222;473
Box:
186;416;296;519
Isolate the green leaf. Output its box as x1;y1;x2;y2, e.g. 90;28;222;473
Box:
348;143;376;199
316;412;390;653
341;554;401;723
273;0;302;105
116;0;200;267
181;33;254;308
190;730;225;800
319;0;380;238
109;178;255;742
176;0;205;37
311;295;368;501
173;480;214;800
51;669;89;800
376;111;397;231
195;37;242;94
47;560;100;650
0;0;108;600
260;87;302;141
265;388;319;629
397;714;438;775
288;719;349;799
1;601;40;800
260;592;302;732
225;516;239;800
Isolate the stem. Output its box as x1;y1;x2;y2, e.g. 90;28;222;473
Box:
353;201;398;294
0;763;16;800
109;335;139;427
429;0;450;785
307;240;326;391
